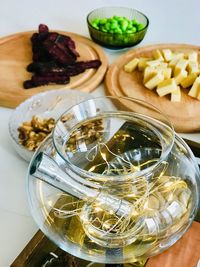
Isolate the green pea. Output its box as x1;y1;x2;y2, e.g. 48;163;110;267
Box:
132;19;139;25
92;18;100;25
121;20;128;31
99;18;107;25
126;30;134;33
92;23;99;30
105;22;111;31
110;22;118;30
137;23;145;31
117;29;123;34
101;27;107;32
131;26;137;33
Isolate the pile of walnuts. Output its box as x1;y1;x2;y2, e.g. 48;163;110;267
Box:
18;116;55;151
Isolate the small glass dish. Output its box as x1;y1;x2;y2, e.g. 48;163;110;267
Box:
87;6;149;49
8;89;91;162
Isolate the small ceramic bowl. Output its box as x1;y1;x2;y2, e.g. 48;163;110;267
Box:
9;89;91;162
87;6;149;49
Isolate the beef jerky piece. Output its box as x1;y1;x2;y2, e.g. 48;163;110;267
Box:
64;59;102;76
47;32;59;42
32;71;69;77
23;74;69;89
74;59;102;69
44;33;79;60
38;24;49;34
32;49;51;62
37;24;49;41
23;80;36;89
65;37;80;58
31;33;50;61
31;30;48;43
54;34;79;59
66;65;85;76
27;61;64;73
43;40;75;65
32;74;69;85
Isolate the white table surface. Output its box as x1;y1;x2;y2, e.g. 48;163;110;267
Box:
0;0;200;266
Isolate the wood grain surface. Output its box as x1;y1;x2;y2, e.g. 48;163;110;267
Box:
146;221;200;267
105;43;200;132
0;31;108;108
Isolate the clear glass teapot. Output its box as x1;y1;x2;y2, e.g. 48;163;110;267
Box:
27;96;200;265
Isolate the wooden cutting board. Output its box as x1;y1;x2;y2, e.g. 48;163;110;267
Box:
0;31;108;108
105;43;200;132
146;221;200;267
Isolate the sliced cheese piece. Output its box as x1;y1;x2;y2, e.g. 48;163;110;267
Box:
124;58;139;72
174;59;188;76
144;72;164;90
172;52;184;60
188;76;200;98
138;58;152;71
162;49;173;62
143;66;156;83
155;62;168;68
180;73;197;88
168;58;179;69
152;50;164;61
187;60;199;74
174;69;188;85
187;51;198;62
155;66;172;79
146;59;163;67
171;86;181;102
156;78;177;96
162;68;172;79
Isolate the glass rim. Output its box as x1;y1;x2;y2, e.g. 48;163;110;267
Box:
87;6;149;35
52;95;175;182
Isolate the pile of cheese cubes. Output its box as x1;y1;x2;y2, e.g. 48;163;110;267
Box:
124;48;200;102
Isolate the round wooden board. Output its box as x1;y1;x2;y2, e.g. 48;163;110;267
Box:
105;43;200;132
0;31;108;108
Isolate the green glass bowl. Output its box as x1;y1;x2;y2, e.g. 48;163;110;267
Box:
87;6;149;49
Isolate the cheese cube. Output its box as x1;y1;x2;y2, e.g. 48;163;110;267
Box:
171;86;181;102
154;65;172;79
174;69;188;85
124;58;139;72
172;52;184;60
180;73;197;88
187;51;198;62
145;72;164;90
138;58;152;71
152;50;164;61
187;61;199;74
162;49;173;62
168;58;179;69
146;59;163;67
156;78;177;96
155;62;168;68
188;76;200;98
162;68;172;79
174;59;188;76
143;66;156;83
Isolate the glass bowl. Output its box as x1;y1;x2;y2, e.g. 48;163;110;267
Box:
87;7;149;49
9;89;91;162
27;96;200;264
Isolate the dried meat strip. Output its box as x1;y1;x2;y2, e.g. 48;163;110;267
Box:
23;24;102;89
